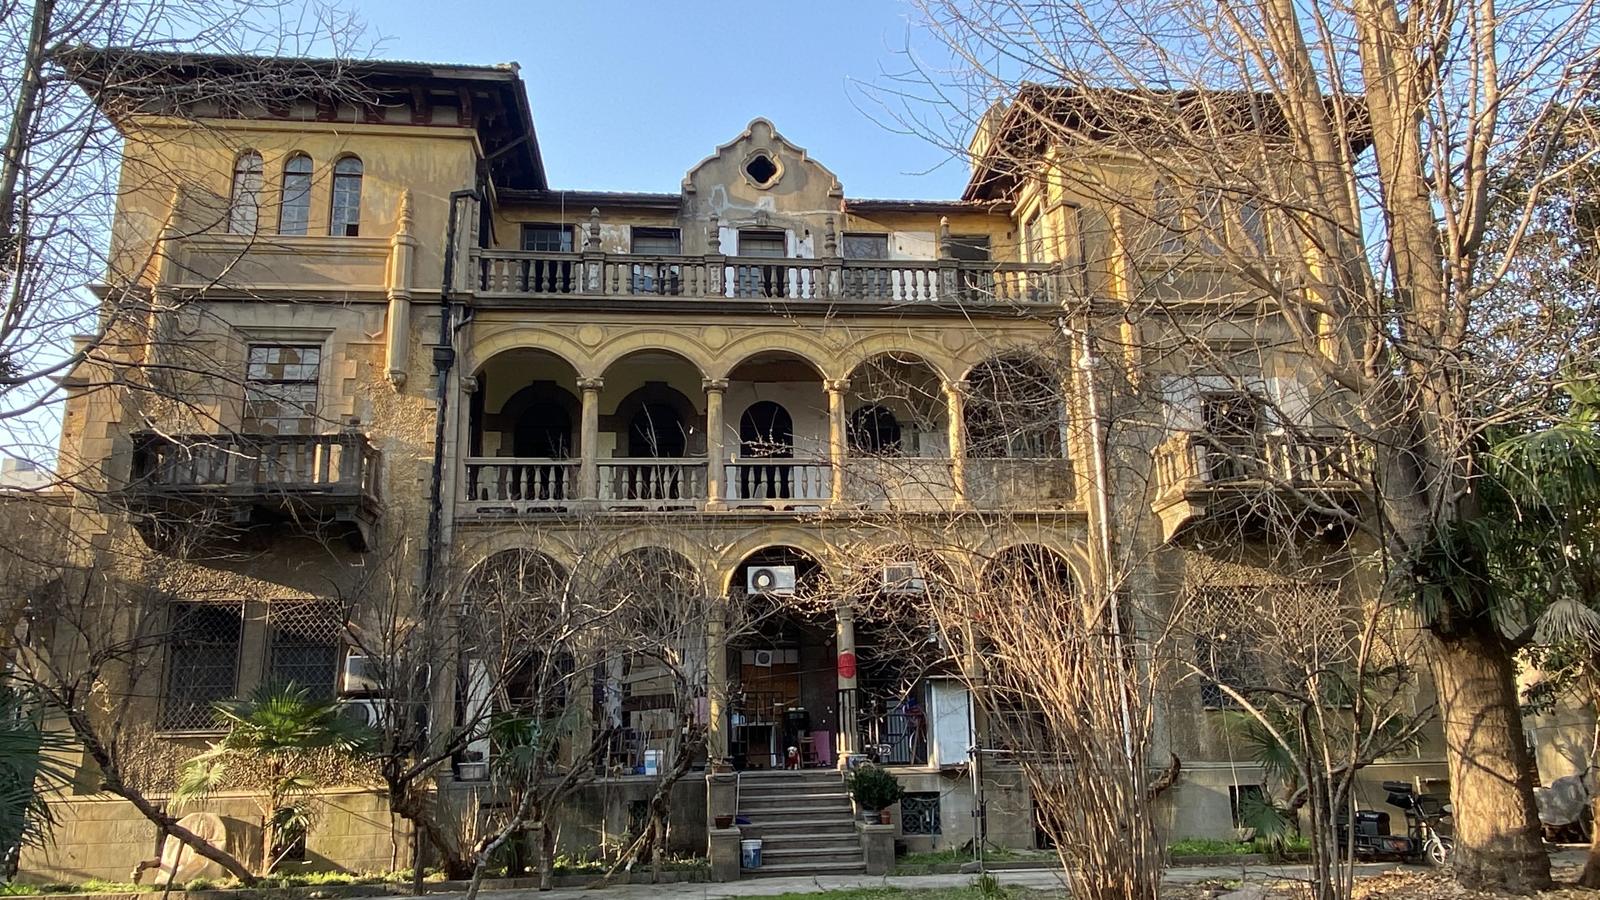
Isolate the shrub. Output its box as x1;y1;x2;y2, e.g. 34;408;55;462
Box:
847;764;904;811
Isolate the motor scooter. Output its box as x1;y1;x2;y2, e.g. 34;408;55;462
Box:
1383;781;1454;865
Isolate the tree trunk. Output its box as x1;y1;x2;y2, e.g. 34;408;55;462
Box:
1430;622;1552;890
1579;795;1600;888
536;823;554;892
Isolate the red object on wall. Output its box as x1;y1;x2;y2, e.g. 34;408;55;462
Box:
837;651;857;679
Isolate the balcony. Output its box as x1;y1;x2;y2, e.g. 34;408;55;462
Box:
473;250;1062;305
1151;430;1365;541
124;430;382;550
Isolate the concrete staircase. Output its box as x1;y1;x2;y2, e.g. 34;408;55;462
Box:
736;770;865;877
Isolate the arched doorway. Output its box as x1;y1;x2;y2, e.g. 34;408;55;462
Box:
726;546;833;770
468;350;582;510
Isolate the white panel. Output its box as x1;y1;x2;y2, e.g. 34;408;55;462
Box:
790;230;814;259
718;226;738;255
1269;377;1311;427
929;678;973;768
890;231;937;260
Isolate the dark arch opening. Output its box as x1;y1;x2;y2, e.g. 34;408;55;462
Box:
612;382;701;458
739;401;794;458
847;405;903;455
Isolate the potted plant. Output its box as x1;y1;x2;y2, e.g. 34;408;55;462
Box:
847;763;903;824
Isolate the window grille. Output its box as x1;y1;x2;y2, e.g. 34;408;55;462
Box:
1192;583;1345;708
244;344;321;435
901;792;941;835
161;602;244;730
268;603;343;701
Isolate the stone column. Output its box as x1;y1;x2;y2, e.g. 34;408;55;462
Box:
578;377;603;500
944;379;970;507
703;379;728;508
706;605;729;764
835;602;858;757
825;378;848;503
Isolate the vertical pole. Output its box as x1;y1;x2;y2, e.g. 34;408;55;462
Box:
578;377;603;501
703;379;727;508
944;379;969;508
824;379;848;503
835;601;858;758
706;606;728;765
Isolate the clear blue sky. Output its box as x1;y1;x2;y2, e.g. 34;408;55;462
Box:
358;0;973;199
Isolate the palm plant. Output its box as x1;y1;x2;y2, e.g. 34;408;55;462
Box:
175;683;373;874
0;685;74;878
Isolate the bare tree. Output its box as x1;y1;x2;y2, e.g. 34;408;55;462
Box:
858;0;1600;888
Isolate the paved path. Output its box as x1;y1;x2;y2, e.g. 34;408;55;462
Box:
383;848;1587;900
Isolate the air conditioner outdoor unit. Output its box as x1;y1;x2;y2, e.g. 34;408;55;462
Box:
747;565;796;596
753;649;775;668
881;562;927;596
341;697;389;730
341;654;382;694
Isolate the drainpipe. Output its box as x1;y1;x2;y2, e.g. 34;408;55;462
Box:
423;188;482;591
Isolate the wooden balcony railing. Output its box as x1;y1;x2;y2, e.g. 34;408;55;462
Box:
130;431;381;501
474;250;1062;304
1154;431;1364;493
125;431;381;549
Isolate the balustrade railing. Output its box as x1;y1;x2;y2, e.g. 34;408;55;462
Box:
130;431;380;502
965;457;1076;508
842;456;959;509
725;459;832;507
463;457;578;512
474;249;1062;304
598;458;708;507
1155;431;1365;492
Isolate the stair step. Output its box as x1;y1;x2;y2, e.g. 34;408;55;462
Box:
762;851;866;866
740;791;849;802
755;826;857;839
740;820;857;836
742;861;867;878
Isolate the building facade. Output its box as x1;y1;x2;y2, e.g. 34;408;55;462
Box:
24;52;1448;882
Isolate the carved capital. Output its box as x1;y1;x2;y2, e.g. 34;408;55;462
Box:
702;378;730;394
942;379;970;397
823;378;850;395
577;377;605;393
460;375;479;394
387;369;408;388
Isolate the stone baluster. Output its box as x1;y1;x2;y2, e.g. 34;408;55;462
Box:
936;215;958;304
823;215;843;301
705;213;725;297
583;207;603;293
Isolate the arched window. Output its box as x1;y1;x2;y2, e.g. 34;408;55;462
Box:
227;151;263;234
739;401;793;458
512;402;572;458
278;153;312;235
330;156;363;236
847;405;902;455
629;403;687;458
